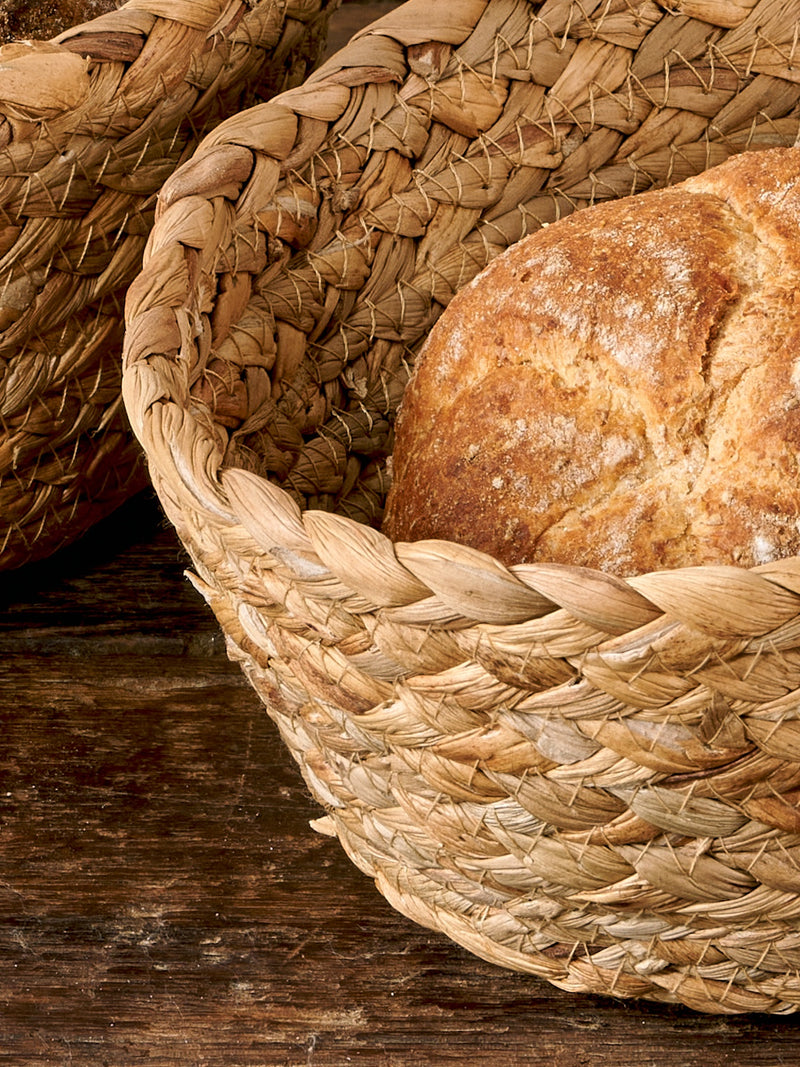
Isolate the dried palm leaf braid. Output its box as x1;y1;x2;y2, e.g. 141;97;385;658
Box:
0;0;338;571
123;0;800;1014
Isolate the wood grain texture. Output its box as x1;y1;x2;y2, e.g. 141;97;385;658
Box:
2;490;800;1064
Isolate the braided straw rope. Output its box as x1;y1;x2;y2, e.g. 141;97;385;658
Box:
124;0;800;1013
0;0;338;571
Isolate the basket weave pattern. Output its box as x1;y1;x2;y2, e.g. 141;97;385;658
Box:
124;0;800;1013
0;0;337;571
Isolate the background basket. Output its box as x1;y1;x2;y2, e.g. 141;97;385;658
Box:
123;0;800;1014
0;0;338;571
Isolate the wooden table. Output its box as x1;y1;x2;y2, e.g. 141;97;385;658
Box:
2;500;799;1067
3;3;800;1063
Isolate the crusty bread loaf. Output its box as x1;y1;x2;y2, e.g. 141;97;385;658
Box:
382;145;800;576
0;0;117;42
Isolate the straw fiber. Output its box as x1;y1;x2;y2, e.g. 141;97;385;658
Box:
123;0;800;1012
0;0;337;571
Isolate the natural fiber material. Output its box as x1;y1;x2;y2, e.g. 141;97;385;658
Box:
123;0;800;1013
0;0;338;571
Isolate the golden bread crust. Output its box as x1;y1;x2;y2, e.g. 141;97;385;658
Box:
383;146;800;575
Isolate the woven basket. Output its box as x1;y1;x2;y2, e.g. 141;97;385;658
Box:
123;0;800;1014
0;0;338;571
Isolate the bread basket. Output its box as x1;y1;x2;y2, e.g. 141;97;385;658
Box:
122;0;800;1014
0;0;337;571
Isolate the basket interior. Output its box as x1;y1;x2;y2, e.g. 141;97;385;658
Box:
141;0;800;535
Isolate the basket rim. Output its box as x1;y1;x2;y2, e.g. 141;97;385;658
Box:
0;0;339;571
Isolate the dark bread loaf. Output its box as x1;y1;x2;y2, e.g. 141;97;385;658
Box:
382;145;800;576
0;0;118;41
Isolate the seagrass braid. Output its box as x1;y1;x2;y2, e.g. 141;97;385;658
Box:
0;0;337;571
123;0;800;1013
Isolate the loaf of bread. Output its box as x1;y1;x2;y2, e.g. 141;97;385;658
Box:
0;0;117;42
382;146;800;576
